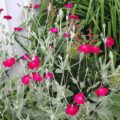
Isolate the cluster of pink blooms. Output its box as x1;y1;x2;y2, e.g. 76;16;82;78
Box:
78;44;101;54
21;55;54;85
22;72;43;85
2;54;54;85
49;2;114;54
65;86;109;116
27;56;40;70
63;3;111;114
49;26;115;55
49;28;71;38
49;28;71;39
49;2;78;35
2;57;16;68
78;36;115;54
64;3;79;20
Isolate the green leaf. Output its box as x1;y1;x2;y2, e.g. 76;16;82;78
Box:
98;109;114;120
55;69;63;73
65;89;73;97
88;92;98;102
51;80;60;92
110;93;120;119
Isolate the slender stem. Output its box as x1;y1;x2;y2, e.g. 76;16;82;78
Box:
77;55;82;82
15;34;32;41
14;36;30;53
94;55;100;70
104;42;107;63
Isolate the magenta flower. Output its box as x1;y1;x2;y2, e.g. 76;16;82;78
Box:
3;15;12;20
22;74;31;85
64;3;73;8
91;46;101;54
74;93;86;105
49;28;59;33
77;44;91;54
106;36;115;48
34;4;40;9
21;54;31;60
14;27;23;32
65;104;79;116
27;56;40;70
68;14;79;20
95;86;109;96
44;72;54;80
63;33;71;38
3;57;16;68
32;72;43;82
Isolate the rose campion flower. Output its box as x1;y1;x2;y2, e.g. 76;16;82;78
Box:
33;56;40;63
91;46;101;54
14;27;22;32
44;72;54;80
3;15;12;20
74;93;86;104
3;57;16;68
32;72;43;82
68;14;79;20
49;28;59;33
106;36;115;48
21;54;31;60
77;44;91;54
64;3;73;8
63;33;71;38
65;104;79;116
27;56;40;70
22;74;31;85
95;86;109;96
34;4;40;9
